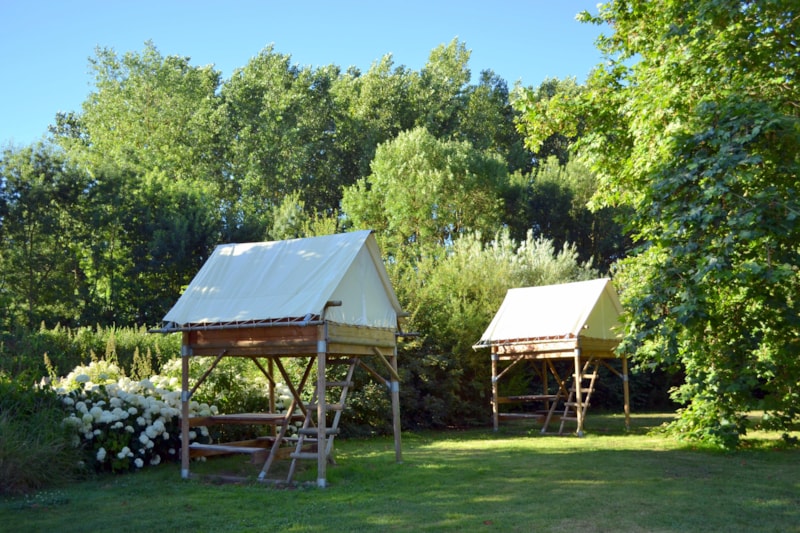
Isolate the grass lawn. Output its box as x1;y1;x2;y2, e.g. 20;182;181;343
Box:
2;413;798;532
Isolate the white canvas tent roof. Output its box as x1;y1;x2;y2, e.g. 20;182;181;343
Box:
474;278;622;347
162;230;403;330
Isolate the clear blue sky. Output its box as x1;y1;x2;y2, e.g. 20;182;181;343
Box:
0;1;607;147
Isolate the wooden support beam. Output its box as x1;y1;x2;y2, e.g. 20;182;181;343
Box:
180;338;190;480
273;356;313;417
493;352;526;383
390;347;402;464
622;354;631;431
357;360;389;387
372;346;400;382
316;324;328;488
189;351;226;398
573;348;585;437
491;353;499;431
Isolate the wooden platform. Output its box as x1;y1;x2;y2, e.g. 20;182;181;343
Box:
188;413;304;427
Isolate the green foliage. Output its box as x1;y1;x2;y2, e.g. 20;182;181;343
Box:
217;48;345;240
511;76;585;165
342;126;508;261
0;144;93;328
518;0;800;446
394;230;596;428
70;41;223;182
0;375;83;495
507;156;629;270
0;324;180;380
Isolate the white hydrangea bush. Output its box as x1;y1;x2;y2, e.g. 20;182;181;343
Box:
54;360;300;473
55;361;215;472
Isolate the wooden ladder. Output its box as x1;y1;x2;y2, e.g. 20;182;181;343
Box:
558;358;600;436
286;357;358;483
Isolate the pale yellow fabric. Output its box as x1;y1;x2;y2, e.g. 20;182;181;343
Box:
163;230;402;328
475;278;622;346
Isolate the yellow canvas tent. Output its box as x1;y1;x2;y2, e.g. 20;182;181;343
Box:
473;278;630;435
158;230;406;486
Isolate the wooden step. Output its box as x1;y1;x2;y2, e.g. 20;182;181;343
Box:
307;402;344;411
298;428;339;436
569;387;592;394
190;443;265;454
189;443;270;462
564;401;590;408
498;413;545;421
326;381;353;388
290;452;321;460
188;413;303;427
497;394;557;404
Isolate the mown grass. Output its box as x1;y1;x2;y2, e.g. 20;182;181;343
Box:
1;413;798;532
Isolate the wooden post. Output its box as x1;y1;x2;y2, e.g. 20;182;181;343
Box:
390;346;402;463
491;352;499;431
180;335;191;479
268;357;276;438
622;354;631;431
316;324;328;488
573;348;585;437
542;360;549;411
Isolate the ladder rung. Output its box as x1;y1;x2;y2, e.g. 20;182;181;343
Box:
582;374;597;379
561;416;579;421
570;387;592;393
297;428;339;436
499;394;558;403
308;403;344;411
326;381;353;388
498;413;544;420
290;452;321;460
189;443;264;455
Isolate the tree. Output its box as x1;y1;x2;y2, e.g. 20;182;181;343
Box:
0;145;91;327
62;41;223;183
341;127;508;262
512;157;628;271
415;39;472;138
512;77;585;165
331;54;419;181
459;70;533;174
519;0;800;446
218;48;344;241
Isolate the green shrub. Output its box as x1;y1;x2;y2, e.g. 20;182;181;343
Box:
0;324;181;379
0;374;84;495
390;230;597;430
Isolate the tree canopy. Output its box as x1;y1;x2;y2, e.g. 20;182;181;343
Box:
517;0;800;446
2;36;633;429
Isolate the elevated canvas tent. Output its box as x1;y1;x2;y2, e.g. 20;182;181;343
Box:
473;278;630;436
158;230;406;487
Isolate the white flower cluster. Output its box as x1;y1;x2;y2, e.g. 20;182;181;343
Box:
55;361;216;472
55;359;300;474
